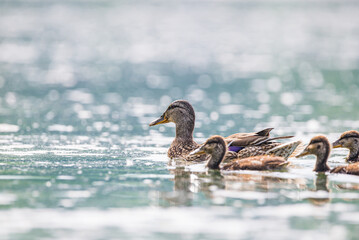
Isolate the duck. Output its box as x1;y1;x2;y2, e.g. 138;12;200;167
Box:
296;135;359;175
188;135;290;171
149;100;297;161
332;130;359;162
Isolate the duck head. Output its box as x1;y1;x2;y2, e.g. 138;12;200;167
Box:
149;100;196;140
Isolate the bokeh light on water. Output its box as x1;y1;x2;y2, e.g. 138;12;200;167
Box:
1;0;359;239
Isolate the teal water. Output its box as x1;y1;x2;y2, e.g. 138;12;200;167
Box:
1;0;359;239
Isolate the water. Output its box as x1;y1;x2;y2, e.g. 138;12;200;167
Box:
1;0;359;239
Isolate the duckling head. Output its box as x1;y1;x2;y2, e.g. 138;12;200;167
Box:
296;135;331;172
190;135;227;169
149;100;196;140
333;130;359;161
332;130;359;150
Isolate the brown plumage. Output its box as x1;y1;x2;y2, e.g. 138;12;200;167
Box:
236;143;281;159
149;100;294;161
332;130;359;162
222;155;289;171
189;135;289;171
221;143;282;162
168;140;203;161
330;162;359;175
224;141;302;162
225;128;273;146
296;135;359;176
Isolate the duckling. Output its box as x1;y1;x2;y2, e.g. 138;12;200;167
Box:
332;130;359;162
296;136;331;172
189;135;289;171
296;135;359;175
149;100;295;161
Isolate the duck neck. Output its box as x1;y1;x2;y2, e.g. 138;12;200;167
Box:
207;145;226;170
175;120;195;142
348;143;359;162
314;147;330;172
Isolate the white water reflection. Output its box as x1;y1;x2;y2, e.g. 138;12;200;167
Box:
0;132;358;239
0;205;353;240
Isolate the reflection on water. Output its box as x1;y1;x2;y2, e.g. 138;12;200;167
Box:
167;167;226;206
1;0;359;239
1;134;359;239
308;173;330;206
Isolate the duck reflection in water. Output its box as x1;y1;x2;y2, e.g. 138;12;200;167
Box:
164;166;309;206
163;167;225;206
308;173;330;206
223;173;306;192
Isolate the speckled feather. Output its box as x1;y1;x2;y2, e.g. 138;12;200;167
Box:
222;144;281;162
223;141;302;162
168;140;199;158
236;143;281;159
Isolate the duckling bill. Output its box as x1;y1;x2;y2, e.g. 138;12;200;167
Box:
190;135;289;171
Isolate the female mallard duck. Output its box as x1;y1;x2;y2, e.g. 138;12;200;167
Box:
296;135;359;175
332;130;359;162
188;135;290;170
149;100;297;161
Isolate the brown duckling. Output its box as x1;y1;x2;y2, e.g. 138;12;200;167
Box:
332;130;359;162
149;100;294;161
296;135;359;175
189;135;289;171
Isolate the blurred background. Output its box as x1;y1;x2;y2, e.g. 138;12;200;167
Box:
1;1;359;239
1;0;359;137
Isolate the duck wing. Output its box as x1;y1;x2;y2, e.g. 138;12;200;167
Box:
225;135;269;147
236;143;281;159
265;140;302;160
253;136;294;146
225;128;276;147
225;128;273;140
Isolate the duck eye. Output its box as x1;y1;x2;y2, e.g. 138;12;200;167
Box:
317;145;321;149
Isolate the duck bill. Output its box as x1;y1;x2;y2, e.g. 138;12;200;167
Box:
189;146;206;156
296;147;310;158
149;115;169;126
332;139;342;148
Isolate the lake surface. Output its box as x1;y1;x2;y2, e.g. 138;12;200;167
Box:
1;0;359;239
